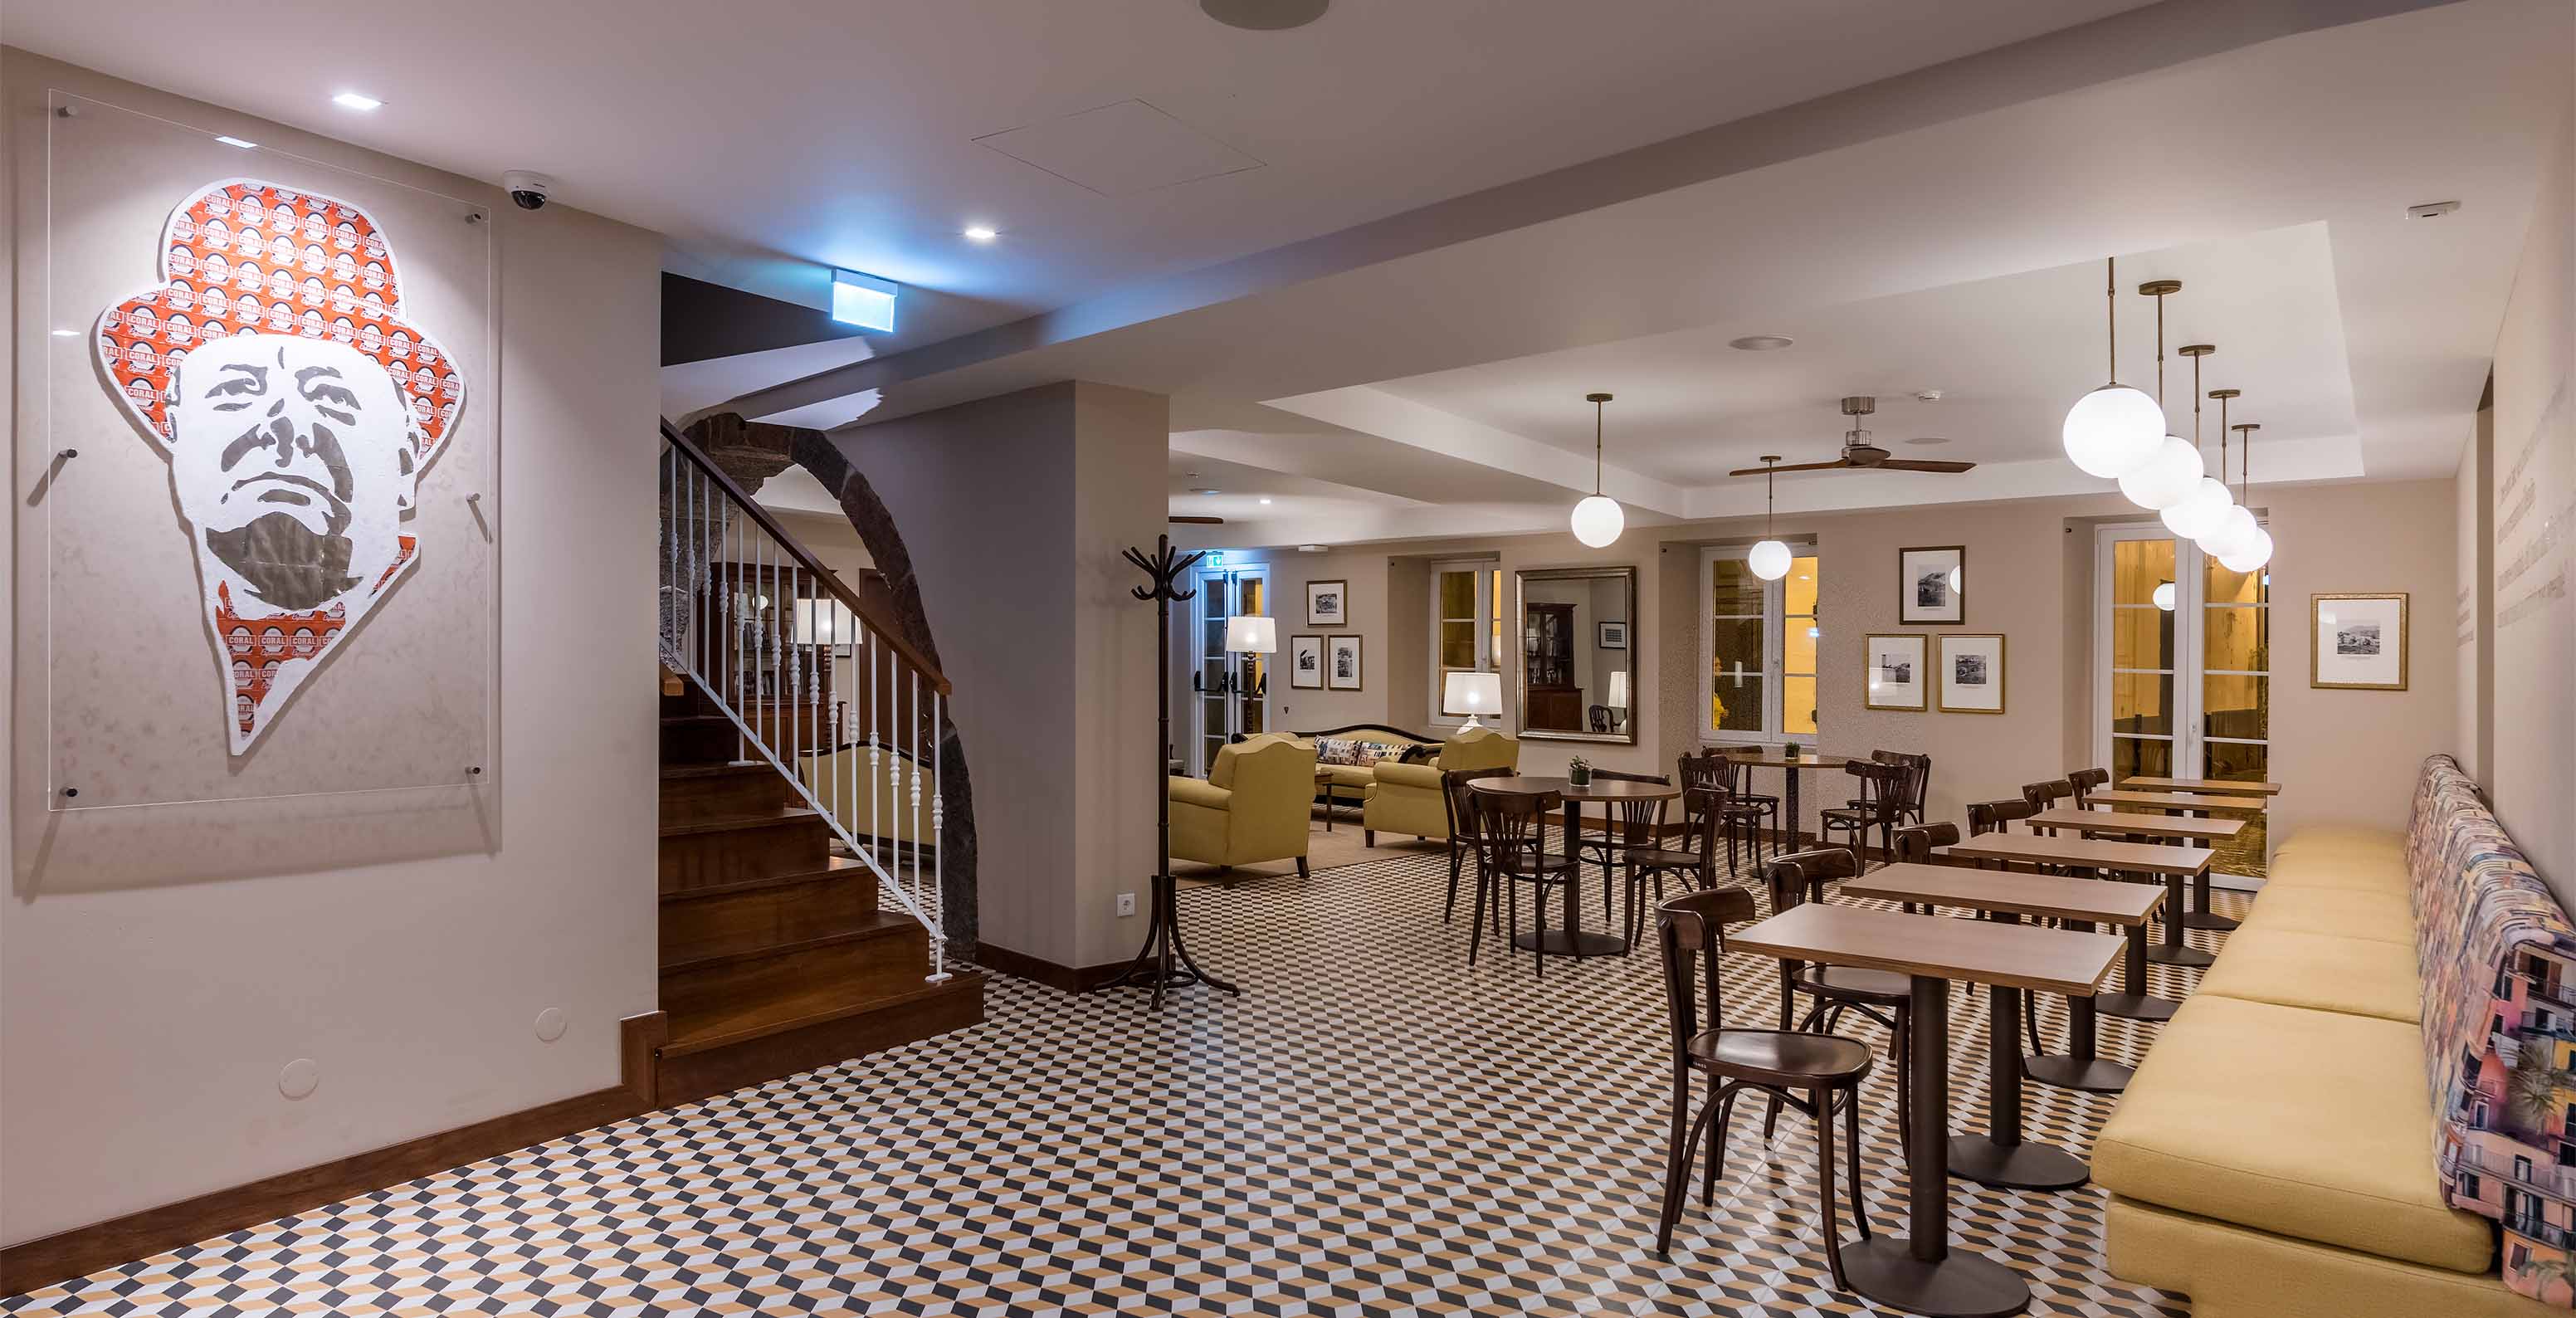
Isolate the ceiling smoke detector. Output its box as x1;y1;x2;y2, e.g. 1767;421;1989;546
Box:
1728;334;1796;351
2407;200;2461;219
1200;0;1329;31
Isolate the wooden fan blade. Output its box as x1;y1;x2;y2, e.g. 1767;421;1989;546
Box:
1728;459;1854;476
1168;515;1226;525
1872;459;1978;473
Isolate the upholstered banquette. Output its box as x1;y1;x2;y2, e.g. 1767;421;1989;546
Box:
2100;755;2569;1316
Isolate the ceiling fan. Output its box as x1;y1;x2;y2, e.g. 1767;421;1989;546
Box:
1729;396;1977;476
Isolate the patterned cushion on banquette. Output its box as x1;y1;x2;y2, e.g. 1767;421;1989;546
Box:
2412;754;2576;1306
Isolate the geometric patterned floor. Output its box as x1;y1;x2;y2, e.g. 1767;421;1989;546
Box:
2;847;2239;1316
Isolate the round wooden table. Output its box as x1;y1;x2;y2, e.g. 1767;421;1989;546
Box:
1470;775;1681;956
1722;751;1853;855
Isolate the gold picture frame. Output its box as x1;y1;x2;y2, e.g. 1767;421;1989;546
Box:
2311;593;2408;691
1864;633;1928;711
1935;633;2006;714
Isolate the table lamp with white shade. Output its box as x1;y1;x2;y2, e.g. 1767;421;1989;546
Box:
1607;671;1630;730
1224;616;1276;700
1442;671;1503;730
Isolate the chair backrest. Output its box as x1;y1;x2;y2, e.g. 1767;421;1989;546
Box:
1657;886;1759;1057
1442;766;1514;844
1588;705;1612;732
1437;726;1521;774
1889;751;1934;813
1676;787;1727;872
1762;844;1863;911
1967;797;2037;836
1846;758;1905;816
1469;786;1559;866
2022;778;2075;812
1676;749;1730;798
1892;821;1962;863
1589;769;1672;843
2069;767;2110;802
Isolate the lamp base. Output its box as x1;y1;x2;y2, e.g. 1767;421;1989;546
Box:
1457;714;1485;731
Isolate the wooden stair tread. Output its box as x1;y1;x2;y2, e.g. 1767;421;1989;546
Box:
659;761;773;780
661;856;869;903
661;912;917;975
663;973;981;1057
658;808;824;838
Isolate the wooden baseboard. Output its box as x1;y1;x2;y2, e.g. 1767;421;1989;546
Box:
0;1012;668;1299
970;941;1129;993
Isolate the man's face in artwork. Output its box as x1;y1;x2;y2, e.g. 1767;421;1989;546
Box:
166;334;416;613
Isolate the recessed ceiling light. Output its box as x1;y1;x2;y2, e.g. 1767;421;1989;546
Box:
214;134;258;149
962;225;999;242
332;91;383;111
1904;436;1952;447
1728;334;1795;351
1297;544;1329;554
1258;497;1272;505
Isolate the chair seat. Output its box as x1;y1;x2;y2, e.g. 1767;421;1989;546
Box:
1817;807;1883;823
1793;966;1911;1001
1621;845;1705;869
1686;1028;1873;1086
1493;854;1578;878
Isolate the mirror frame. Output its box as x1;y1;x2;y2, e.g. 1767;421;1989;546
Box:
1513;564;1640;744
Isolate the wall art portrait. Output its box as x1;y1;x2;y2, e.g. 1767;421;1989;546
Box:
1288;633;1325;690
1899;545;1964;625
95;179;466;754
2311;593;2408;690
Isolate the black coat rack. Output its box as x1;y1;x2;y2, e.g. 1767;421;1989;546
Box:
1099;535;1242;1008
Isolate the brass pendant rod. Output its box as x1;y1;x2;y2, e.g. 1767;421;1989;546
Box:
2106;256;2117;382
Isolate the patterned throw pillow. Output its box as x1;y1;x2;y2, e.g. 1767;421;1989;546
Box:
1314;738;1364;767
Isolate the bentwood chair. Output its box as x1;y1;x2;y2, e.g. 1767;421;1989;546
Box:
1818;759;1905;863
1652;887;1873;1285
1888;822;1961;915
1967;797;2037;838
1619;786;1730;948
1764;846;1915;1139
2069;767;2110;805
2022;778;2076;832
1679;750;1769;876
1441;766;1515;925
1719;750;1782;865
1576;769;1670;922
1468;788;1580;976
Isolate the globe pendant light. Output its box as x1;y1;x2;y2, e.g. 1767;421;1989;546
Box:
2213;420;2273;571
2165;383;2237;539
2122;338;2213;510
1749;456;1792;580
2063;256;2165;479
1569;392;1625;548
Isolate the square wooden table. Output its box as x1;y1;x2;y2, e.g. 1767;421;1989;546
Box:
1843;865;2165;1189
1728;902;2120;1318
2083;788;2267;813
2032;805;2247;935
1941;830;2215;978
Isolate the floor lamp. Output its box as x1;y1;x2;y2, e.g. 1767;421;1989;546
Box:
1101;535;1242;1008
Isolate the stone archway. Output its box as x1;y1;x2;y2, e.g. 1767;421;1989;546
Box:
684;412;979;959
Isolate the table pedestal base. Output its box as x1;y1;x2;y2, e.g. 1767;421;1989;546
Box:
2183;910;2240;931
2022;1054;2135;1093
1510;930;1626;957
1838;1237;2032;1317
2144;944;2214;968
2094;991;2178;1022
1947;1135;2089;1190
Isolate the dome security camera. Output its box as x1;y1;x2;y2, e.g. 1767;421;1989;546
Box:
502;171;556;212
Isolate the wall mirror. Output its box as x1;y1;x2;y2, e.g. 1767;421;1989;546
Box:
1515;565;1637;744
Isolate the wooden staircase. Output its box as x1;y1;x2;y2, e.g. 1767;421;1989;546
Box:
656;680;983;1106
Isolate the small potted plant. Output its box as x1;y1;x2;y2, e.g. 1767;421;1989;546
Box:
1568;755;1593;788
1783;741;1804;759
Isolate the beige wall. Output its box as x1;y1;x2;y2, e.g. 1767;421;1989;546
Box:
768;505;876;588
1;51;662;1245
2483;94;2576;901
1203;478;2458;850
840;382;1162;972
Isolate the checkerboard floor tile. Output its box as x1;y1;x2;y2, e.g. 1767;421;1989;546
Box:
6;850;2241;1316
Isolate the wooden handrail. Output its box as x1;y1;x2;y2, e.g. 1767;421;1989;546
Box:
661;418;951;696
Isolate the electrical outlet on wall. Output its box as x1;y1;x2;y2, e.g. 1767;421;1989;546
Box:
1116;892;1138;917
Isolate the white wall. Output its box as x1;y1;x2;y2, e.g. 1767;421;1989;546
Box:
2485;94;2575;901
0;51;662;1245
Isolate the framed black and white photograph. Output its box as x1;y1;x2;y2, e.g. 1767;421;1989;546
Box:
1899;545;1965;625
1305;579;1348;627
1864;633;1928;711
1288;633;1325;690
1326;634;1364;691
2311;593;2408;690
1597;620;1628;650
1936;633;2005;714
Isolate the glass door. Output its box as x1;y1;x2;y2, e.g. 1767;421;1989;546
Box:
2095;525;2271;876
1190;564;1270;774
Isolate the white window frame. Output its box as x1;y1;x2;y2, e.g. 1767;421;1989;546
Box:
1188;562;1270;775
1698;543;1818;744
2091;521;2271;874
1427;558;1502;730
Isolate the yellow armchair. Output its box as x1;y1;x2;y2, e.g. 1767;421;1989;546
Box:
1364;727;1520;842
1168;734;1316;876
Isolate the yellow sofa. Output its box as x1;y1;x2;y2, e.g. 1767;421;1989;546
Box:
1295;724;1445;813
2098;813;2550;1317
1361;726;1520;843
1168;734;1315;876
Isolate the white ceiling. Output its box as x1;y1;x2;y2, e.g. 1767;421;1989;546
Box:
1;0;2153;349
